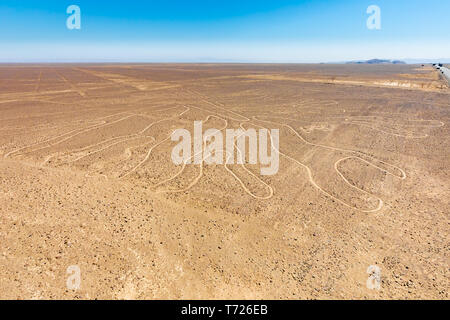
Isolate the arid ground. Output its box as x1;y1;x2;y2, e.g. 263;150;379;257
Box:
0;64;448;299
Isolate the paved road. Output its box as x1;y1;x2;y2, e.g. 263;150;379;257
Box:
437;66;450;85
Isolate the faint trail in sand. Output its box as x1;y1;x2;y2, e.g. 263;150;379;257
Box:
82;139;158;180
340;115;444;138
123;140;159;161
0;115;118;133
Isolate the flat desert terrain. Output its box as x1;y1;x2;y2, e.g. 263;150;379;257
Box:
0;64;448;299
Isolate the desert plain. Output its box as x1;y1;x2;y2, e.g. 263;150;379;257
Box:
0;64;448;299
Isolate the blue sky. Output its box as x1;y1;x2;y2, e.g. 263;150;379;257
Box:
0;0;449;62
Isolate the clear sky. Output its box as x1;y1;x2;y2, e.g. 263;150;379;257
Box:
1;0;449;62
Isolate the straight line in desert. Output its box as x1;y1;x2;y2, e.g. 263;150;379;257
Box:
0;89;77;102
73;67;180;92
73;67;144;91
55;70;86;97
35;70;42;92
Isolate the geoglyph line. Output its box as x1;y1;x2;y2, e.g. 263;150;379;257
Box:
118;107;191;179
185;89;405;212
4;112;135;158
35;70;42;92
3;83;410;212
38;107;190;167
291;100;444;138
149;113;274;199
15;114;137;156
253;116;406;212
55;71;86;97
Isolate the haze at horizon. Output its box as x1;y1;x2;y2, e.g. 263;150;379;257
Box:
1;0;449;62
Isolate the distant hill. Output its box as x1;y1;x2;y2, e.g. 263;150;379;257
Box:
346;59;406;65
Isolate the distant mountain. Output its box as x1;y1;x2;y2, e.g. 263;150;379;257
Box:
346;59;406;65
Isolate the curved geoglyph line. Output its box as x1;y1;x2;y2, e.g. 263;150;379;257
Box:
153;114;274;199
252;116;407;212
42;106;190;173
2;84;413;212
118;107;191;179
42;106;187;167
185;90;408;211
3;111;133;159
104;102;274;199
185;90;405;211
255;117;407;179
32;106;191;176
151;114;228;191
5;106;188;164
9;114;137;157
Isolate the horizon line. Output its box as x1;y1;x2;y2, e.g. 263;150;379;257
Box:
1;60;449;65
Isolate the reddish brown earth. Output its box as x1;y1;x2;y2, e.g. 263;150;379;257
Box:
0;64;448;299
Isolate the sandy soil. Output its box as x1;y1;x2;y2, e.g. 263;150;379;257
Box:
0;64;448;299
